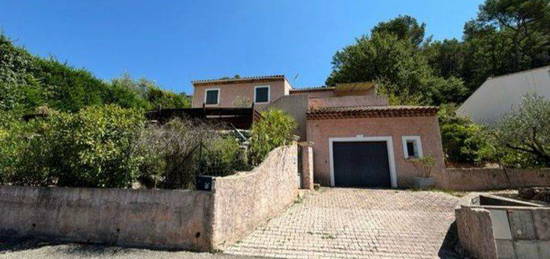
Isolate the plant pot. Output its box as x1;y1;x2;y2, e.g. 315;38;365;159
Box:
413;176;435;189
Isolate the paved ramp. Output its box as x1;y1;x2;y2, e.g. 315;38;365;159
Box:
225;188;460;258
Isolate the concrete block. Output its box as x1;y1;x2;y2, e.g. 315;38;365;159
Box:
490;209;512;240
538;241;550;258
532;209;550;240
496;239;516;259
456;207;498;259
514;240;539;259
509;210;536;240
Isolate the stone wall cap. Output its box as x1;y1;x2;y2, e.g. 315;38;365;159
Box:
297;141;314;147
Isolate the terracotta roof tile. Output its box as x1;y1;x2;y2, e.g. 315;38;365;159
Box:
289;86;334;92
192;75;285;85
307;105;439;120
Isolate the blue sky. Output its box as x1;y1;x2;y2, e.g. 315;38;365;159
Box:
0;0;484;94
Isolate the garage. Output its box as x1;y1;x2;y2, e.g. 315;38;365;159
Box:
308;105;441;187
331;140;392;188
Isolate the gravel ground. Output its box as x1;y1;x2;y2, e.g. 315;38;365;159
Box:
0;239;256;259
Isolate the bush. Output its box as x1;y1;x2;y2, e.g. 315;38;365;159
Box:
249;109;297;165
198;136;249;176
2;107;289;189
1;105;145;187
407;155;435;178
0;111;48;185
439;104;492;164
136;118;247;189
136;118;213;188
489;95;550;168
48;105;145;187
1;110;248;189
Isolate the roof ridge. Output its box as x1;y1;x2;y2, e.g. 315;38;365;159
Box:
486;65;550;81
192;75;285;84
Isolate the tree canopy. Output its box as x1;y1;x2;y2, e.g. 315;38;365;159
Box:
326;30;468;105
371;15;426;47
326;0;550;105
490;95;550;167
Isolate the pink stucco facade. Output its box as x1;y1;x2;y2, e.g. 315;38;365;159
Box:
192;78;290;109
190;76;445;188
306;115;445;187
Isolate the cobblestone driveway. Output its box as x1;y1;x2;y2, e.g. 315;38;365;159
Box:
225;188;460;258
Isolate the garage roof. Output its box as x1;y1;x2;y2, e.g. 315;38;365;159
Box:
306;105;439;120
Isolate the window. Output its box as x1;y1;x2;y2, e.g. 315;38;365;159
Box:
402;136;423;159
406;142;417;157
254;85;270;103
204;88;219;105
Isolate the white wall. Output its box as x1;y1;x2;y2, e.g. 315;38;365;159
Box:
457;66;550;125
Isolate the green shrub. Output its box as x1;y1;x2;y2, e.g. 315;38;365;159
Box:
0;35;44;112
489;95;550;168
407;156;436;177
0;112;56;185
249;109;296;166
199;136;249;176
109;74;191;110
439;104;492;164
48;105;145;187
1;112;248;189
1;105;145;187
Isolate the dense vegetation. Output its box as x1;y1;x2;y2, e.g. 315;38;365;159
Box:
249;109;297;166
0;34;190;115
488;95;550;168
326;0;550;167
327;0;550;106
0;105;145;187
136;117;249;189
0;105;297;188
437;105;492;165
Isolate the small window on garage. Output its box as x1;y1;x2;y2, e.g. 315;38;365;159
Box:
205;88;219;105
402;136;423;159
254;85;270;103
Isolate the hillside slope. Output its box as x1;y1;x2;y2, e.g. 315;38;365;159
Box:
0;34;189;114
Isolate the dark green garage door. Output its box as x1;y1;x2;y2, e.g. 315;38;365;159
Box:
332;141;391;188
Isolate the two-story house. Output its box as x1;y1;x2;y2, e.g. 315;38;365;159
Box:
191;75;292;109
191;75;445;189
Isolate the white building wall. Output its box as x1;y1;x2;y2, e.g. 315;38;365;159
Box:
457;66;550;125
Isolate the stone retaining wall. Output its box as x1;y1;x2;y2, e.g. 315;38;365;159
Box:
210;144;298;248
0;187;213;250
444;168;550;191
455;194;550;259
0;144;299;251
